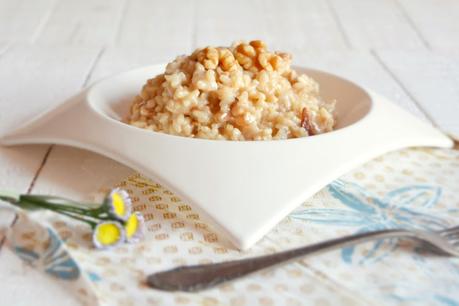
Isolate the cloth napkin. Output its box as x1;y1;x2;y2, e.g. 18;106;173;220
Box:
2;148;459;306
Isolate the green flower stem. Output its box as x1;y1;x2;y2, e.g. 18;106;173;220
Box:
0;195;19;204
1;194;104;219
19;195;99;209
5;196;98;227
20;195;92;212
18;197;120;223
91;205;107;214
19;195;103;217
53;209;98;228
2;192;125;228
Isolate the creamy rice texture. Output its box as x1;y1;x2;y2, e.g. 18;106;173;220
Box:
127;40;335;140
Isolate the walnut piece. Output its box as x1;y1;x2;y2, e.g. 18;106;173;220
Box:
219;48;237;71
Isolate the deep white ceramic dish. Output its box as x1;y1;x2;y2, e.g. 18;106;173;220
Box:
0;65;453;249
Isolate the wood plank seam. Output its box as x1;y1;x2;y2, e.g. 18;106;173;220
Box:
29;0;61;43
370;49;436;124
68;22;82;43
393;0;431;50
82;46;107;87
27;46;107;194
113;0;130;45
26;145;54;194
0;213;18;254
0;235;5;253
0;43;48;196
0;43;50;198
0;43;12;58
324;0;353;49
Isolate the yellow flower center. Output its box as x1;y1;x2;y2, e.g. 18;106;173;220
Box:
96;223;122;246
111;193;125;217
125;214;138;239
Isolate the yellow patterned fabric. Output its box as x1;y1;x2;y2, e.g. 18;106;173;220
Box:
4;148;459;306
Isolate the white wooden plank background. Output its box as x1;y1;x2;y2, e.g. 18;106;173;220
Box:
195;0;267;48
0;42;9;55
0;0;56;43
35;0;125;45
264;0;349;51
376;50;459;138
0;45;100;133
0;0;458;305
328;0;428;49
117;0;194;56
398;0;459;50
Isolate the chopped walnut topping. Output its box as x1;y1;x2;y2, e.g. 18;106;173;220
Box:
127;40;335;140
249;40;267;51
219;48;237;71
233;41;290;73
197;47;219;70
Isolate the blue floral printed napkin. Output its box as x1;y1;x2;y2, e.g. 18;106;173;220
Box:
2;148;459;306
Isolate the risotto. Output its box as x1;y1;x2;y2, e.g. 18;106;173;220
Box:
127;40;336;140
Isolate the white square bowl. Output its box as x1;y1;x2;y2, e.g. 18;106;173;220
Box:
0;65;453;249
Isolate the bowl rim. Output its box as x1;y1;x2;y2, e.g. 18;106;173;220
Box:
86;64;374;144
